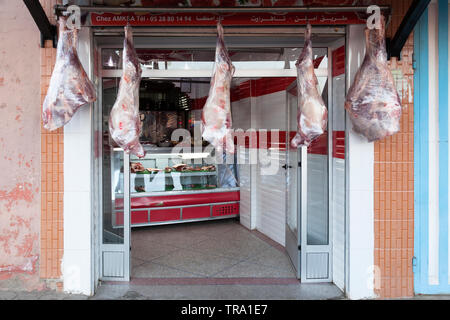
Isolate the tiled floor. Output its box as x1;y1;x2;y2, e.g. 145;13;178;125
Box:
131;219;297;280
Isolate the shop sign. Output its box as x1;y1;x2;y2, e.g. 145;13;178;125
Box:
90;12;366;26
92;0;362;7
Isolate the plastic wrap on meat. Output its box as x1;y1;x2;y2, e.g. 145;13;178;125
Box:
202;23;236;154
345;17;402;142
291;24;328;149
42;17;97;131
109;25;145;158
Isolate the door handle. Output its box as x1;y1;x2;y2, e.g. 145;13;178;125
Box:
282;164;293;170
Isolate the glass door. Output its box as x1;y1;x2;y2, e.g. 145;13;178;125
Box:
285;81;301;279
100;151;131;281
300;61;332;283
96;41;332;282
285;72;332;282
99;77;131;281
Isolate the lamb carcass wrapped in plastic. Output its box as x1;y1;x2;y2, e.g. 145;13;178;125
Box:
109;25;145;158
42;16;97;131
291;24;328;148
201;22;236;154
345;16;402;142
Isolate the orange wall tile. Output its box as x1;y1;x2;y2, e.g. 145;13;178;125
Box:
40;0;63;282
373;0;415;298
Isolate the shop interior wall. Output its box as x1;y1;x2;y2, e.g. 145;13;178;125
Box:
231;80;288;246
253;90;288;246
331;40;346;292
0;1;44;291
231;93;253;231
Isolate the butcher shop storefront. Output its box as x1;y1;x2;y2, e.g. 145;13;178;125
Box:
32;1;427;299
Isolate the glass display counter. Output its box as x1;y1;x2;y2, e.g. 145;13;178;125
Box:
111;146;240;227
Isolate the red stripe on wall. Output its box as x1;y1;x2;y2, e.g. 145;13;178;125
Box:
232;77;296;102
234;130;345;159
332;46;345;77
333;131;346;160
191;77;296;109
190;78;345;159
314;56;325;68
191;96;207;110
234;130;291;150
234;130;328;155
307;131;328;155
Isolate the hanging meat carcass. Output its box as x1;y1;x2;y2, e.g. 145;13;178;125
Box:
42;16;97;131
291;24;328;149
345;16;402;142
201;22;236;154
109;25;145;158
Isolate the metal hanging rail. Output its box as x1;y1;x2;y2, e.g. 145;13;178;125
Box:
92;26;346;38
23;0;57;48
388;0;431;59
54;5;391;17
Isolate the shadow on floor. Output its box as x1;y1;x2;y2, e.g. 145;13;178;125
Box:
91;219;345;300
130;219;296;279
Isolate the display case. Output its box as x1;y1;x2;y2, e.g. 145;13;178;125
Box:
111;146;240;227
113;147;220;194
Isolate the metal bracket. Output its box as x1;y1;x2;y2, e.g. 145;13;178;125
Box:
412;256;418;273
388;0;431;60
23;0;57;48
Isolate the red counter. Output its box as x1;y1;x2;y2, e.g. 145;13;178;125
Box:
114;190;240;227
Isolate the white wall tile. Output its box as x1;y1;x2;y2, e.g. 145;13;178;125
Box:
62;249;92;295
64;133;91;192
64;191;91;251
63;26;94;295
333;158;346;291
346;24;375;299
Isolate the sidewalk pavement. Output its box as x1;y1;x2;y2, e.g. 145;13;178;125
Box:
0;288;449;300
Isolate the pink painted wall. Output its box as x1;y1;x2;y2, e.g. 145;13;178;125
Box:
0;1;43;290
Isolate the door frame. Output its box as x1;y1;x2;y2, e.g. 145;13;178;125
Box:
414;2;450;295
94;39;335;284
284;84;301;279
284;50;334;283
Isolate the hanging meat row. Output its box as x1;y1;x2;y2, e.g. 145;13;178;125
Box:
108;25;146;158
42;16;402;157
201;22;236;154
42;17;97;131
345;15;402;142
290;23;328;148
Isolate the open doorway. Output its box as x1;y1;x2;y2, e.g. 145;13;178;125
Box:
96;31;345;287
103;76;301;281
